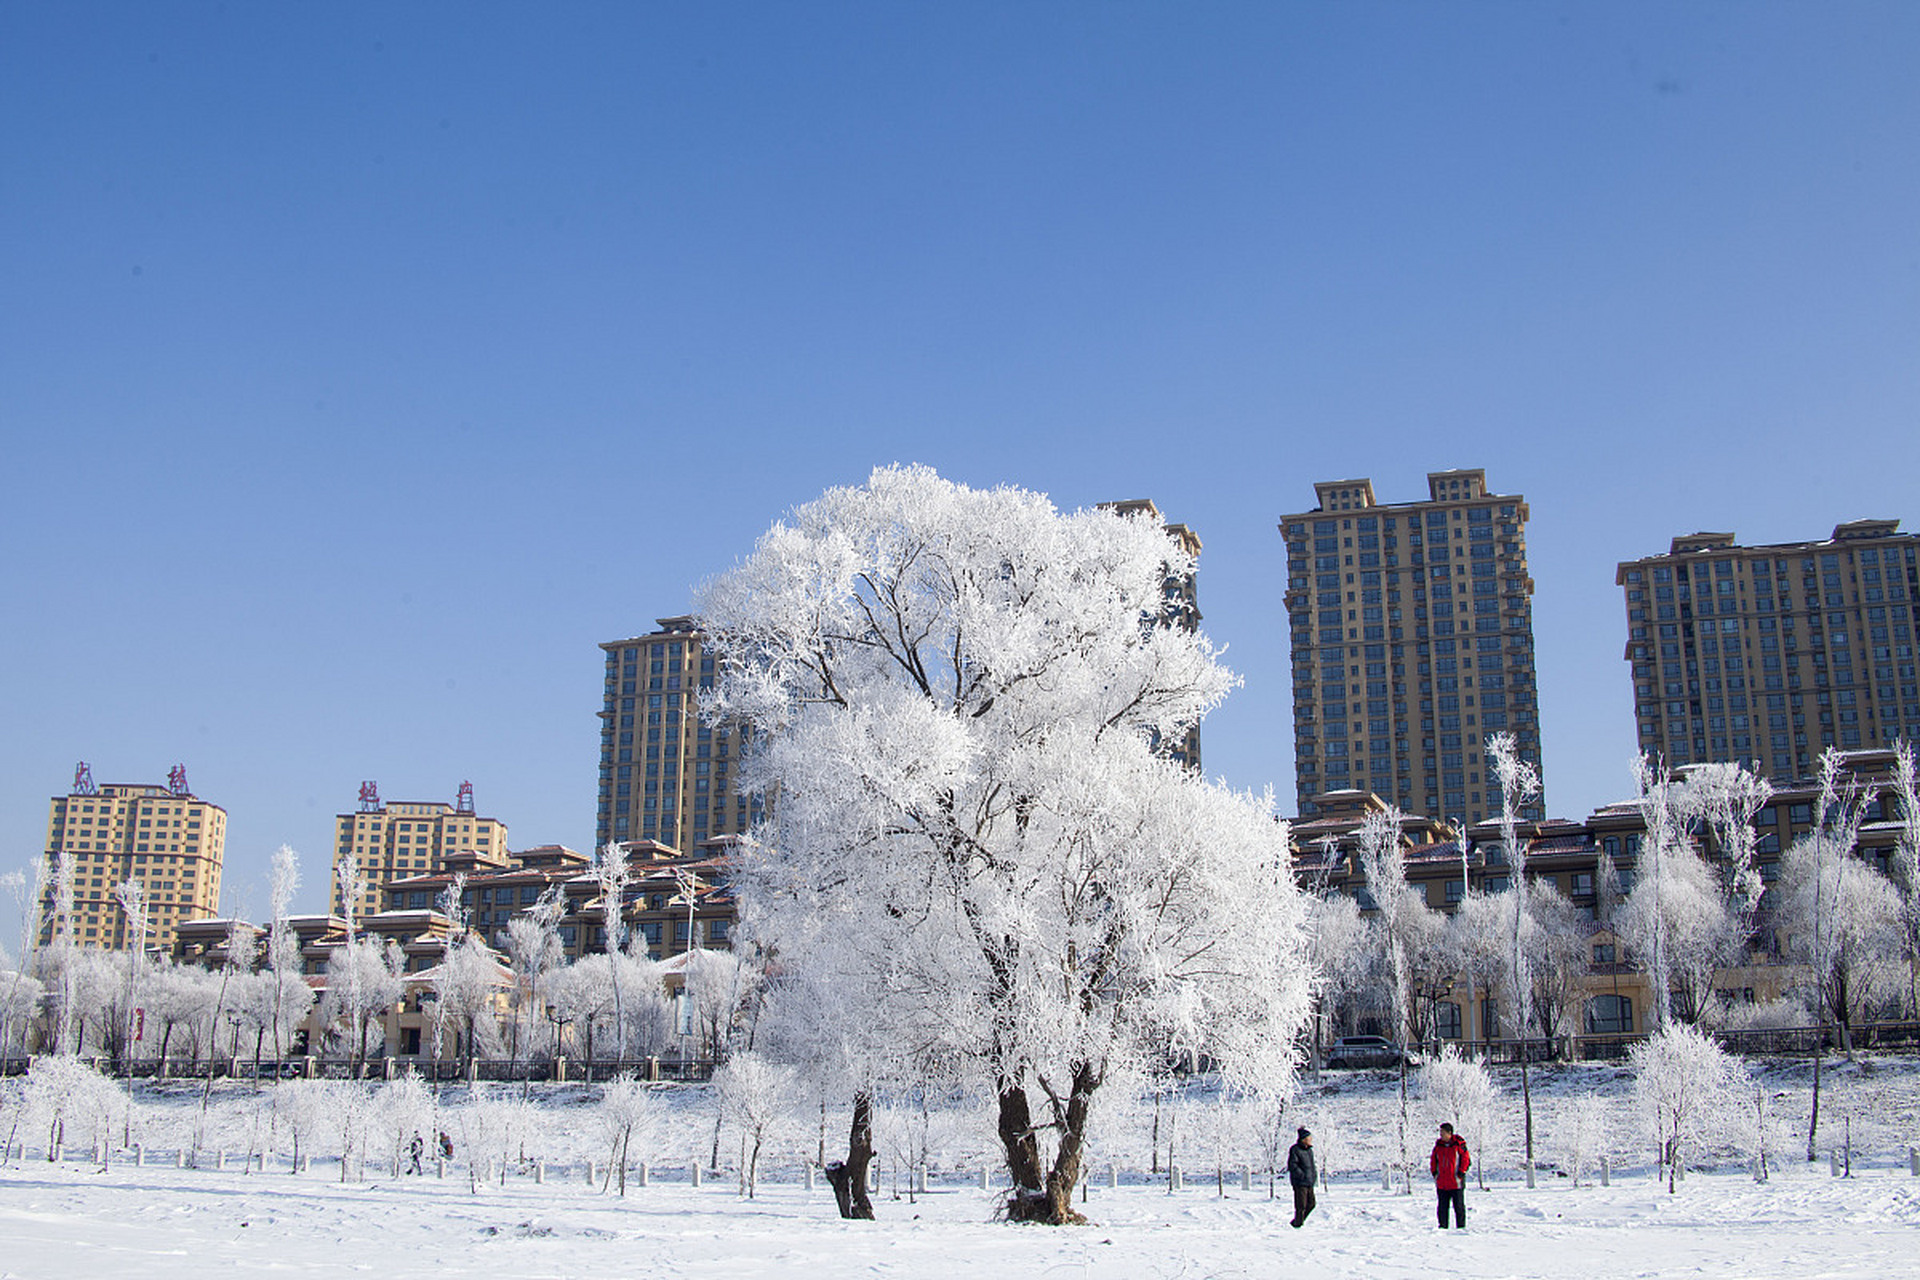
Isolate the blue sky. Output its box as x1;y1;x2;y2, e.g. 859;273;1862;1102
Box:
3;4;1916;917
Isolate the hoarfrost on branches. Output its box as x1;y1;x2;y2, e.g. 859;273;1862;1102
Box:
700;466;1315;1223
1628;1023;1746;1193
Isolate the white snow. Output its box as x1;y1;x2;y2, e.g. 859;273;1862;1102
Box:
4;1150;1917;1279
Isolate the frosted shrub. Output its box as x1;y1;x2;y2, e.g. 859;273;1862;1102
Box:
1629;1024;1745;1193
597;1072;665;1195
1556;1093;1610;1187
1418;1048;1495;1188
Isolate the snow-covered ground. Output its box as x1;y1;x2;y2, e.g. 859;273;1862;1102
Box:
5;1058;1920;1279
4;1154;1918;1279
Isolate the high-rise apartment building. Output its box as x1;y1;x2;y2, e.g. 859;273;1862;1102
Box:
1281;469;1544;825
38;763;226;952
597;617;758;852
1616;520;1920;781
1103;499;1204;770
328;781;508;919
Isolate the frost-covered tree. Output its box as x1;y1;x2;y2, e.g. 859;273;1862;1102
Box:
196;922;259;1154
1629;1023;1744;1193
1628;755;1700;1032
1778;827;1901;1053
1355;805;1425;1192
1557;1093;1610;1188
1690;761;1773;938
264;846;312;1063
110;880;148;1073
427;933;504;1072
1418;1047;1496;1192
715;1049;795;1198
597;1071;666;1195
1619;840;1736;1027
1488;731;1541;1164
1;869;45;1056
684;946;760;1065
504;885;566;1064
1520;882;1591;1052
1305;888;1370;1059
593;843;633;1059
321;937;402;1074
700;466;1314;1224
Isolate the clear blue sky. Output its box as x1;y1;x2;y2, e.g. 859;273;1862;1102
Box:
3;4;1916;917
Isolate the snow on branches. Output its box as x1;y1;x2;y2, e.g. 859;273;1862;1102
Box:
699;466;1314;1223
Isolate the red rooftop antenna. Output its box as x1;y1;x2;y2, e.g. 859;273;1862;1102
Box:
456;781;475;815
168;764;190;797
359;781;381;812
73;762;98;796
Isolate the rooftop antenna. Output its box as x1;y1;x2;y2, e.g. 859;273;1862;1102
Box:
74;762;98;796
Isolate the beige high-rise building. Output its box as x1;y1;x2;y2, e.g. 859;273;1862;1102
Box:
1616;520;1919;781
38;763;226;953
1280;469;1545;826
328;781;507;919
597;617;759;852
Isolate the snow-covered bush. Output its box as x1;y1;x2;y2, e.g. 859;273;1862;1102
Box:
597;1072;666;1195
715;1050;796;1198
1556;1093;1610;1187
1417;1047;1495;1189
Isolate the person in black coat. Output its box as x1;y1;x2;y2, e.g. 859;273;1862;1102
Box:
1287;1127;1317;1227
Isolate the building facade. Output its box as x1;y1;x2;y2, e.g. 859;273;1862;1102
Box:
1617;521;1920;783
1281;469;1544;825
38;763;226;953
597;618;758;852
328;781;509;919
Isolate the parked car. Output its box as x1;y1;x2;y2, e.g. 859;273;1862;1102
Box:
1324;1035;1421;1069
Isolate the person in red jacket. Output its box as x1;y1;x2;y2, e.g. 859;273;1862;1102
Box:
1430;1123;1471;1228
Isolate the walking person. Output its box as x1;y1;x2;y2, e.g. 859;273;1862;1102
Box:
1286;1127;1317;1228
1430;1122;1471;1229
408;1132;424;1176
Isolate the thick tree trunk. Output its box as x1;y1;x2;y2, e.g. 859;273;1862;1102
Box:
824;1090;876;1220
1002;1067;1097;1225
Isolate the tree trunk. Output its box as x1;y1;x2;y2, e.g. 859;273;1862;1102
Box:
824;1089;876;1220
1003;1066;1097;1225
1806;1028;1823;1162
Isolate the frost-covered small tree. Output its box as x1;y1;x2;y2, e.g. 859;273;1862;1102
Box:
597;1071;665;1195
1619;842;1736;1027
1778;827;1900;1053
1523;882;1591;1052
427;933;504;1073
684;946;760;1065
111;880;148;1074
715;1049;795;1198
378;1071;434;1178
1488;731;1541;1165
1418;1047;1496;1191
24;1055;121;1161
504;885;566;1066
195;922;258;1155
1629;754;1701;1033
273;1078;329;1169
701;467;1315;1224
321;937;402;1074
264;846;311;1064
1;869;45;1056
1557;1093;1610;1188
1305;889;1370;1061
1628;1023;1744;1193
593;843;633;1059
1690;761;1774;939
1355;805;1423;1192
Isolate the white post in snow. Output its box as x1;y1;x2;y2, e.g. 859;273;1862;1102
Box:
1600;1155;1610;1187
216;1151;226;1171
174;1149;184;1169
1380;1166;1391;1191
979;1167;990;1191
1525;1162;1536;1189
1242;1167;1253;1192
638;1161;649;1187
436;1157;446;1179
804;1164;814;1192
1109;1162;1119;1189
134;1143;143;1168
1830;1151;1841;1177
1909;1146;1919;1177
691;1162;701;1188
534;1161;544;1185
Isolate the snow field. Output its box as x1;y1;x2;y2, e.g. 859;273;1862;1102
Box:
4;1147;1919;1280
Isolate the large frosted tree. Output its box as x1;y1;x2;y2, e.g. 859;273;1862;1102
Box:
700;466;1314;1224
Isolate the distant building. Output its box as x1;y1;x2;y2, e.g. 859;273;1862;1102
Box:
597;618;759;852
1102;499;1204;770
328;781;508;920
38;763;226;954
1616;521;1920;782
1280;469;1544;825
